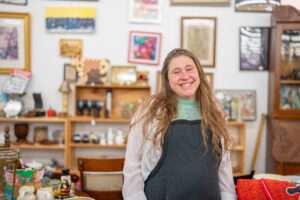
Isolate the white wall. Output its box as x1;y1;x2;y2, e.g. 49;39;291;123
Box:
1;0;282;173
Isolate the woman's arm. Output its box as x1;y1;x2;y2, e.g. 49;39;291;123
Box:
122;115;147;200
218;148;237;200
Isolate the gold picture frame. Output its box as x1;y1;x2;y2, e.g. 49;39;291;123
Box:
60;39;82;57
171;0;230;6
111;66;137;85
156;71;161;93
181;17;217;68
0;12;31;74
205;72;214;90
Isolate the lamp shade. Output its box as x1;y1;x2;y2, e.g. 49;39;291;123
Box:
59;81;71;93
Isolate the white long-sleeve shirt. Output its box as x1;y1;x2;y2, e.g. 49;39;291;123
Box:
122;110;237;200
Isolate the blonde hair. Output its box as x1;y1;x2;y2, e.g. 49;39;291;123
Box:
130;48;230;159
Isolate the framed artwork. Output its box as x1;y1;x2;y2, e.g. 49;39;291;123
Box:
215;90;256;121
0;0;27;5
181;17;217;68
171;0;230;6
156;71;161;93
45;7;96;33
129;0;163;24
240;27;270;71
235;0;280;12
128;31;162;66
60;39;82;57
0;12;30;74
111;66;137;85
64;64;77;82
205;72;213;90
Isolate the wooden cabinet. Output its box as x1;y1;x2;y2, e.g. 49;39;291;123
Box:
267;6;300;174
227;121;246;176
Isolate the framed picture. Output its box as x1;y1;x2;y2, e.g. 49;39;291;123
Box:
0;12;30;74
240;27;270;71
215;90;256;121
45;7;95;33
111;66;137;85
156;71;161;93
181;17;217;68
235;0;280;12
0;0;27;5
60;39;82;57
205;72;213;90
128;31;162;65
64;64;77;82
129;0;163;24
171;0;230;6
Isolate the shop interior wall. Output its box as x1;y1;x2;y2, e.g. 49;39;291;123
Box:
1;0;279;173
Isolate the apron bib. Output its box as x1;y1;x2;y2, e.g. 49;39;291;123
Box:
144;120;221;200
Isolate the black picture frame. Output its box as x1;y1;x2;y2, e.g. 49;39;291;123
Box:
235;0;280;12
240;27;270;71
0;0;27;5
64;64;77;83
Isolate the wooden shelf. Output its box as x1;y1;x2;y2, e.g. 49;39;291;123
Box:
69;116;130;123
11;143;65;150
225;121;245;126
0;117;67;122
280;80;300;84
70;143;126;148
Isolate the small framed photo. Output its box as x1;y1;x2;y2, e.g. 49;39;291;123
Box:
0;0;27;5
171;0;230;6
205;72;213;90
64;64;77;82
111;66;137;85
0;12;31;74
128;31;162;66
156;71;161;93
235;0;280;12
60;39;82;57
240;27;270;71
215;90;256;121
181;17;217;68
129;0;163;24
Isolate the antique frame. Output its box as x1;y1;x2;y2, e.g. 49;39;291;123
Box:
171;0;230;6
64;64;77;83
156;71;161;93
111;66;137;85
0;0;27;5
205;72;214;90
215;90;256;121
128;31;162;65
128;0;163;24
240;27;270;71
0;12;30;74
60;39;82;57
181;17;217;68
235;0;280;12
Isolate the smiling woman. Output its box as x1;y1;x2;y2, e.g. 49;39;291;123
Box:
122;48;237;200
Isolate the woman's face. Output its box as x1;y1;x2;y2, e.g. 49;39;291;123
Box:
167;55;200;100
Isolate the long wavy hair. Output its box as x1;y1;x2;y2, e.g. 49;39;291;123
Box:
130;48;231;159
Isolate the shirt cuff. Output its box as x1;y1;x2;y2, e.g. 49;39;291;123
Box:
221;191;237;200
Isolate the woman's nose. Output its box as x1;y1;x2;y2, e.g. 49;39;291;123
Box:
180;71;189;79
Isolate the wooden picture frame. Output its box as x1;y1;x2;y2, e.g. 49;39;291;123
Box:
205;72;213;90
235;0;280;12
171;0;230;6
240;27;270;71
0;0;27;5
181;17;217;68
60;39;82;57
111;66;137;85
215;90;256;121
0;12;30;74
128;31;162;66
64;64;77;83
156;71;161;93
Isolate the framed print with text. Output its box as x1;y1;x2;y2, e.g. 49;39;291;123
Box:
60;39;82;57
181;17;217;68
171;0;230;6
64;64;77;82
235;0;280;12
0;0;27;5
0;12;30;74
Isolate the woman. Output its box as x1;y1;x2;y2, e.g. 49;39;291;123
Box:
123;48;237;200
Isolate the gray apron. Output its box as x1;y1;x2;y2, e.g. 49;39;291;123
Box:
144;120;221;200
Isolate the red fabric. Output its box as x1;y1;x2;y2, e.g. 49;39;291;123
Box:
237;179;300;200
